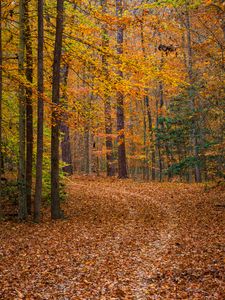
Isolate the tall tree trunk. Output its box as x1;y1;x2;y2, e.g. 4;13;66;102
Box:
158;81;174;181
116;0;128;178
101;0;115;177
34;0;44;223
84;132;90;174
185;1;202;182
145;95;156;180
82;66;92;175
61;123;73;175
84;122;91;174
95;134;100;176
51;0;64;219
140;22;149;181
60;64;73;175
182;33;192;182
0;0;3;217
156;96;163;182
18;0;27;220
143;101;149;180
140;20;155;180
24;0;33;215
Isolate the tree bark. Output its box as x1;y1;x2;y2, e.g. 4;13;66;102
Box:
51;0;64;219
34;0;44;223
84;123;91;174
61;124;73;175
24;0;33;215
156;97;163;182
116;0;128;178
83;67;92;175
128;99;136;177
140;20;155;181
60;64;73;175
101;0;115;177
0;0;3;217
18;0;27;220
143;101;149;180
145;95;156;180
185;1;202;183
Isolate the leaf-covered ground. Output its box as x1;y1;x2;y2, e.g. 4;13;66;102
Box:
0;176;225;299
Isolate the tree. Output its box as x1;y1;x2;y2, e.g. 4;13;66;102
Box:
116;0;128;178
51;0;64;219
24;0;33;214
34;0;44;223
0;0;2;217
18;0;27;220
140;15;156;180
1;0;225;224
101;0;115;177
60;63;73;176
18;0;34;219
185;0;202;182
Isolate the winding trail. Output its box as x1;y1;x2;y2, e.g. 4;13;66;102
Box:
0;176;224;299
67;179;180;299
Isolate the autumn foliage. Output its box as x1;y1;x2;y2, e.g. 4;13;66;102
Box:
0;0;224;298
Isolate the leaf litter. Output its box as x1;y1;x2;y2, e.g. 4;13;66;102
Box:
0;176;224;299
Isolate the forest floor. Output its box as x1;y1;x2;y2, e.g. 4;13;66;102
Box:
0;176;225;300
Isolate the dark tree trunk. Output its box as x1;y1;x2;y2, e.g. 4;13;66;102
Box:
101;0;115;177
185;1;202;182
128;100;136;177
18;0;27;220
83;68;92;175
145;95;156;181
156;97;163;182
60;64;73;175
51;0;64;219
0;0;3;217
143;102;149;180
84;123;91;174
116;0;128;178
140;20;155;181
61;123;73;175
24;0;33;215
34;0;44;223
158;82;174;181
104;101;115;177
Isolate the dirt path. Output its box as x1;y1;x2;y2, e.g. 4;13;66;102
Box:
68;179;179;299
0;176;224;299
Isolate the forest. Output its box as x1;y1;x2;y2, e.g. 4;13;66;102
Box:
0;0;225;299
